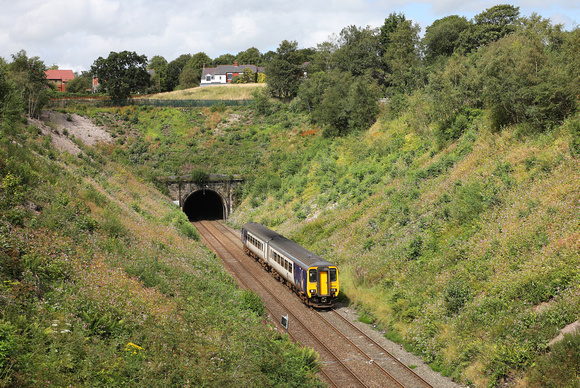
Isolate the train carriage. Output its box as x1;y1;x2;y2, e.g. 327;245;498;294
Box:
241;222;339;308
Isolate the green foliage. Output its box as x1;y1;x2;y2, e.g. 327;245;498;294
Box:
569;119;580;157
178;52;211;89
308;71;380;136
479;33;574;131
443;279;471;315
7;50;50;118
240;289;265;316
0;321;16;372
423;15;470;64
457;4;520;53
333;25;382;76
100;205;129;238
383;19;422;93
90;51;151;100
65;72;92;94
530;332;580;387
0;59;23;125
265;58;302;101
191;169;209;184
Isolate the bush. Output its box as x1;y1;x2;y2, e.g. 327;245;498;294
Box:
240;290;265;316
444;279;471;315
530;332;580;387
569;119;580;158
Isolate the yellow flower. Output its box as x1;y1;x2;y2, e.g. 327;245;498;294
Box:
125;342;144;356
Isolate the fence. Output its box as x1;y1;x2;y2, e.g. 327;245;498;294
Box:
47;98;255;109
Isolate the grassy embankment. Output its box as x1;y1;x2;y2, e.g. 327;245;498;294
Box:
140;83;266;100
34;83;580;387
0;99;322;386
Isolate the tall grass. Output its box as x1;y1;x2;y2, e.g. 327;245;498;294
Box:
0;112;322;386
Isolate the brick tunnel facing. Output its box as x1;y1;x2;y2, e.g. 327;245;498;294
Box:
182;189;224;221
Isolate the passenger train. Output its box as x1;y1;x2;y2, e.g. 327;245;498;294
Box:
241;222;339;308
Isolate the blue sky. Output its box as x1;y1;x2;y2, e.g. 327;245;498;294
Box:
0;0;578;73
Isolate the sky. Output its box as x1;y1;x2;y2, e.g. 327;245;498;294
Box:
0;0;578;73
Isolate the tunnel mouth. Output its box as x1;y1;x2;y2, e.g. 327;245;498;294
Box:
182;189;224;221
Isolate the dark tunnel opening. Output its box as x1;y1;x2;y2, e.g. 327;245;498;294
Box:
182;189;224;221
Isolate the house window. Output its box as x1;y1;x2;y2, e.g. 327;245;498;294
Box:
227;73;233;82
206;75;211;82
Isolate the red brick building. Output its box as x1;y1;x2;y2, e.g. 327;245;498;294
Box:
45;69;75;92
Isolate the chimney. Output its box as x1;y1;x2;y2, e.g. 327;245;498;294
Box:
203;63;205;68
234;61;238;66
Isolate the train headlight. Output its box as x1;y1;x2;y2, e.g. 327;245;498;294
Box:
330;288;337;292
309;289;316;294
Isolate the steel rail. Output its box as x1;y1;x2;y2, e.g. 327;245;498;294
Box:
195;221;366;388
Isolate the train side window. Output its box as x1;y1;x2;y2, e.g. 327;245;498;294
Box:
330;268;337;282
309;269;317;283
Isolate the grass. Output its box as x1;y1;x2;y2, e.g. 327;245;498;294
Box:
142;83;266;100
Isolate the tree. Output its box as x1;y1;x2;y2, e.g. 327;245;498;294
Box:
214;53;235;66
66;71;92;94
478;33;574;130
333;25;382;77
423;15;470;64
309;40;339;73
8;50;49;118
236;67;256;83
0;58;23;125
236;47;262;65
380;12;407;56
178;52;211;89
383;20;422;93
265;41;305;101
311;71;381;136
457;4;520;53
265;58;302;101
90;51;151;100
148;55;168;93
166;54;192;91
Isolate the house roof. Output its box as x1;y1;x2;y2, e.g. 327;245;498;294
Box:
202;64;264;77
45;69;75;82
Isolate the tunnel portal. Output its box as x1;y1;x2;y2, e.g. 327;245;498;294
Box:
182;189;225;221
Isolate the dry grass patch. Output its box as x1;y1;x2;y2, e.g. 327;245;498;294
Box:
145;83;265;100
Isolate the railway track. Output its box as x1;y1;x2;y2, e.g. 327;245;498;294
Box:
195;220;433;388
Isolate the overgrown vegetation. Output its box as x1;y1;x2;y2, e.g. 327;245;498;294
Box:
0;84;322;386
2;4;580;387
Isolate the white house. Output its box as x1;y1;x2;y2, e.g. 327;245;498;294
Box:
200;62;264;86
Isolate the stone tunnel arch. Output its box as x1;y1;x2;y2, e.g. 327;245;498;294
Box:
182;189;225;221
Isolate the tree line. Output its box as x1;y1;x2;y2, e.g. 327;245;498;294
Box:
1;4;579;135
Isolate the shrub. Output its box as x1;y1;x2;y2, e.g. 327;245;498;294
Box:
191;169;209;185
240;290;265;316
0;321;16;372
444;279;471;315
570;119;580;158
530;332;580;387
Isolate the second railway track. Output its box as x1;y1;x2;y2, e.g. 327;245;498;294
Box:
195;220;433;388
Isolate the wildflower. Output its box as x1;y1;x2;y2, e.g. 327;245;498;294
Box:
125;342;144;356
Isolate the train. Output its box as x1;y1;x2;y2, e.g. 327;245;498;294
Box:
241;222;339;308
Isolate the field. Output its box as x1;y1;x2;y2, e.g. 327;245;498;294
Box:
141;83;265;100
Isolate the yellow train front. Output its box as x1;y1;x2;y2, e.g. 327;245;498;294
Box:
241;222;339;308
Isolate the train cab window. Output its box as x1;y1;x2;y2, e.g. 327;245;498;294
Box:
330;268;337;282
309;269;317;283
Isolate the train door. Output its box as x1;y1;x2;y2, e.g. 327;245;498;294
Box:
319;269;329;296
